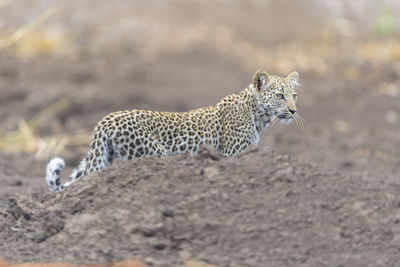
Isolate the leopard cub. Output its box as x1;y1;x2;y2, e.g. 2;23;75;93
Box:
46;70;300;192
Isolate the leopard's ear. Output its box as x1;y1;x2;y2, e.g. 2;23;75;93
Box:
287;71;299;85
253;70;271;91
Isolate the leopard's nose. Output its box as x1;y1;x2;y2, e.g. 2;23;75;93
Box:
289;109;296;115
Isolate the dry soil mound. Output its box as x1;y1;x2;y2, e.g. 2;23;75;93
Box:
0;147;399;267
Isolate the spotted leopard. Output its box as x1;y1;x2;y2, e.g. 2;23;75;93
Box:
46;70;301;192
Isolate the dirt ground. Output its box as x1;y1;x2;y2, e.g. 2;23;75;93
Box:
0;0;400;266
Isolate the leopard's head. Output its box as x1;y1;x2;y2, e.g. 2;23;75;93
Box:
253;70;300;127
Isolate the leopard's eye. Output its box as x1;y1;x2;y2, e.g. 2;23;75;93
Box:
276;93;284;99
293;94;297;100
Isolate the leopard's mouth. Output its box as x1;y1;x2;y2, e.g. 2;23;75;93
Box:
278;113;293;124
278;113;292;120
278;114;286;119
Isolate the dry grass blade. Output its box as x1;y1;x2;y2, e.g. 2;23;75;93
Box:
0;7;53;50
0;97;90;159
28;97;70;130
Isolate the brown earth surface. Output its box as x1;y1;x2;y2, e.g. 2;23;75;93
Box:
0;259;146;267
0;1;400;267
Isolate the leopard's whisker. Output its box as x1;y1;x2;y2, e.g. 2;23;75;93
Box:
294;115;300;130
295;113;304;130
292;114;298;126
271;117;279;128
298;113;305;128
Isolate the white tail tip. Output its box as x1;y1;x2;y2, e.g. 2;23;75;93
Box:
46;157;65;192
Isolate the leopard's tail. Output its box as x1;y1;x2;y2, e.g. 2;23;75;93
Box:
46;154;90;193
46;157;66;192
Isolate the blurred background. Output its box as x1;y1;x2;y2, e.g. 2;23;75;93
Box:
0;0;399;193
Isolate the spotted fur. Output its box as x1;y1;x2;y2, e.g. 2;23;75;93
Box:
46;70;300;192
